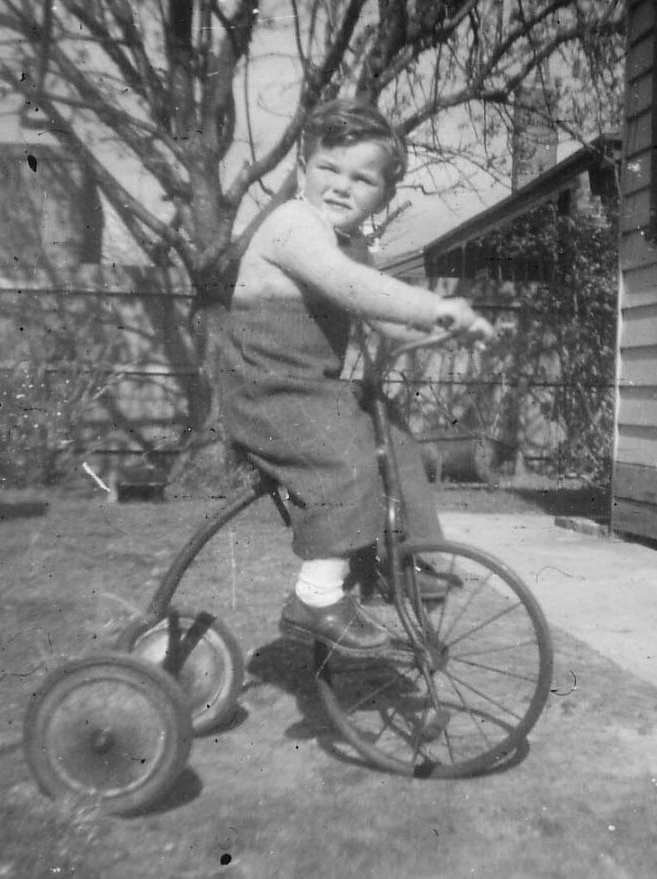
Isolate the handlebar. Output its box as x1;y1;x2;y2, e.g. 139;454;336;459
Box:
388;329;458;360
387;314;494;364
359;322;494;385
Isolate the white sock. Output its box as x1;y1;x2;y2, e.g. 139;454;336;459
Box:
295;558;349;608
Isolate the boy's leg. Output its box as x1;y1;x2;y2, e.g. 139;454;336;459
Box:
235;384;392;654
294;558;348;606
282;427;448;618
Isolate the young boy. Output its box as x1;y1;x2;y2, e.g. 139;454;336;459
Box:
218;99;492;656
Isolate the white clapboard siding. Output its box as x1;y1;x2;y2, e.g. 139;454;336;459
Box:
613;0;657;538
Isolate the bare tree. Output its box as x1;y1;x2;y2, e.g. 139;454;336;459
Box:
0;0;625;439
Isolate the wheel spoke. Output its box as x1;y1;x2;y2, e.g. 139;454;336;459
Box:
444;600;525;649
411;703;434;766
450;655;540;686
453;638;539;660
441;674;498;748
377;703;421;748
437;572;493;642
443;668;526;723
340;667;407;717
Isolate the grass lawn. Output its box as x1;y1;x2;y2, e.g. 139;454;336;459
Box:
3;479;649;879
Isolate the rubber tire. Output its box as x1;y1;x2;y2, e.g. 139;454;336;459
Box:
117;609;244;735
23;652;192;815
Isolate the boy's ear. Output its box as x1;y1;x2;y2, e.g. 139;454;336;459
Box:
374;183;396;214
296;157;307;193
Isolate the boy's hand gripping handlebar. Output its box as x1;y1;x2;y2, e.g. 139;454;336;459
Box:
389;315;494;362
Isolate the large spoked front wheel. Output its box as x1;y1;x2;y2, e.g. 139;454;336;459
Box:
315;541;553;778
23;653;193;815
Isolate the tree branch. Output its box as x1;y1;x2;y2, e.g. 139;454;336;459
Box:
289;0;308;72
357;0;477;100
233;167;298;256
20;84;196;269
64;0;168;125
36;39;189;202
307;0;368;99
228;0;368;203
166;0;196;137
397;2;623;138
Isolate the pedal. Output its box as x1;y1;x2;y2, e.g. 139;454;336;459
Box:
420;708;451;742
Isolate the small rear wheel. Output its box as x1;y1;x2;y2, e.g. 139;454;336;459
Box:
23;653;192;815
118;608;244;735
315;541;553;778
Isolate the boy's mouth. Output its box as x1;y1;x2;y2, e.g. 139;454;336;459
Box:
324;198;351;211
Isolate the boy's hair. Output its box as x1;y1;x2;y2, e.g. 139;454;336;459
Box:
301;98;407;185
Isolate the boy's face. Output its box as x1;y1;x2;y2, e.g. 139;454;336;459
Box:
298;140;395;233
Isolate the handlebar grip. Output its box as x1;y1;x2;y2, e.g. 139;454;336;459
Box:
389;330;457;359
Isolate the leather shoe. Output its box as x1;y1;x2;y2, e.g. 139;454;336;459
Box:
347;547;461;603
279;593;391;656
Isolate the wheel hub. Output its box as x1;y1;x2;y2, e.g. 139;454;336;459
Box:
90;727;115;754
419;634;449;672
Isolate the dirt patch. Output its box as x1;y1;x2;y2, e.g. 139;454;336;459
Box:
1;488;653;879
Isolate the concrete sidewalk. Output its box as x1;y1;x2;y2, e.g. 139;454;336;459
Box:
442;511;657;689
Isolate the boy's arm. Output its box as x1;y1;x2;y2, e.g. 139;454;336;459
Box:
266;201;473;332
369;316;494;346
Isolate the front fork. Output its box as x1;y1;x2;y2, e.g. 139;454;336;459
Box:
371;396;436;670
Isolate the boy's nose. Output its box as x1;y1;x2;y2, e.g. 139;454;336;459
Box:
331;175;350;195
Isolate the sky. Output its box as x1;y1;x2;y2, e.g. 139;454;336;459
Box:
0;0;616;265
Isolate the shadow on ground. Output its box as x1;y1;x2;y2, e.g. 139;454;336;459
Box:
245;636;533;778
513;485;610;520
436;482;611;522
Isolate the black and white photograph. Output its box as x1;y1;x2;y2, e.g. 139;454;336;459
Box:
1;2;655;877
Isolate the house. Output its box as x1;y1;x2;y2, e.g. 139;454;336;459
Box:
613;0;657;540
381;134;621;287
379;134;622;482
380;0;657;541
0;143;193;487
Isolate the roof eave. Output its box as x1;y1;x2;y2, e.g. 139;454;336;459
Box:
380;134;622;273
